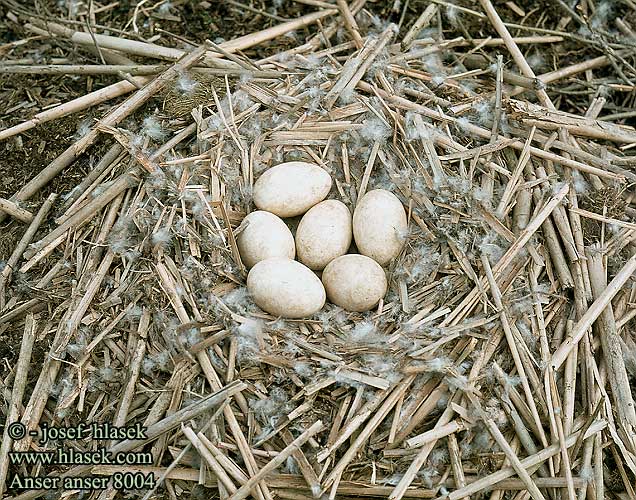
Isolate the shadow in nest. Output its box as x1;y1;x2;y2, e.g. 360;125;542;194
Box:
580;185;627;244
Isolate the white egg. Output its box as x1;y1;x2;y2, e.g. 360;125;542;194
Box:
322;254;388;312
247;257;326;318
253;161;332;217
236;211;295;268
296;200;352;270
353;189;407;265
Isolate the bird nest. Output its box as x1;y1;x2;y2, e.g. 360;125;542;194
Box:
2;1;636;499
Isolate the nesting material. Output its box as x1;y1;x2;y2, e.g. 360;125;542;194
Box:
236;210;295;268
252;161;332;217
353;189;408;265
2;1;636;499
296;200;352;270
247;257;326;318
322;254;388;312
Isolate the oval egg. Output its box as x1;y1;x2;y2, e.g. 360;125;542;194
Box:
236;211;295;268
353;189;407;266
253;161;332;217
322;254;388;312
247;257;326;318
296;200;352;270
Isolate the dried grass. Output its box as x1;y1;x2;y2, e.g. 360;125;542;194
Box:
1;0;636;499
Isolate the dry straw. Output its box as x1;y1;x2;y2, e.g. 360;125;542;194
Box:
1;0;636;499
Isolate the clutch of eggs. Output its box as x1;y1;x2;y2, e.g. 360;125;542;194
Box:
241;161;407;318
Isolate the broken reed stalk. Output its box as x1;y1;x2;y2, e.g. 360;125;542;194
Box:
0;77;150;142
389;404;456;500
438;420;607;500
401;4;437;49
0;314;36;496
196;354;272;500
0;198;33;223
551;251;636;369
2;2;636;499
0;45;206;224
481;254;547;447
28;8;335;67
183;426;239;494
198;433;251;485
0;193;56;309
479;409;546;500
58;143;123;212
0;63;172;75
478;0;553;111
336;0;364;49
139;403;232;500
586;244;636;433
228;421;324;500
